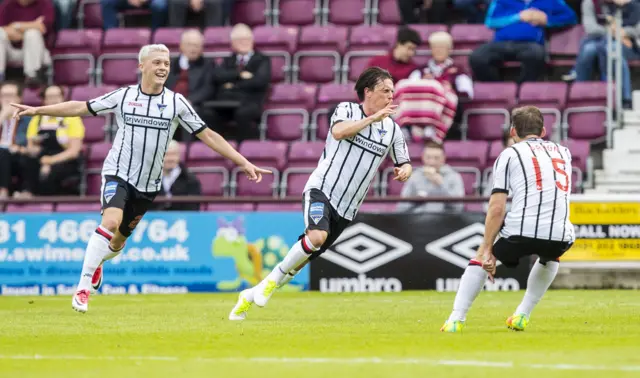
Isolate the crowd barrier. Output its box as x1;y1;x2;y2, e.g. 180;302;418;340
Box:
0;194;638;295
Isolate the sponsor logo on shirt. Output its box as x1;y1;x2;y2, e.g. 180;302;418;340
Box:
124;113;171;129
350;134;387;156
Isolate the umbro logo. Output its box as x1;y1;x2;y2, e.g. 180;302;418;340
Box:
425;223;502;269
321;223;412;274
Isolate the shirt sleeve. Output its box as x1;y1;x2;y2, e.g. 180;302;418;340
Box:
389;122;410;167
63;117;85;139
86;87;126;116
491;149;513;194
329;102;352;128
26;116;40;139
176;94;207;135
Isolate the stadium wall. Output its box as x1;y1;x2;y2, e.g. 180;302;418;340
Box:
1;194;638;296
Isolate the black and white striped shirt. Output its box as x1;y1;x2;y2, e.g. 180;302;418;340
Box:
492;138;575;242
304;102;410;220
87;85;206;193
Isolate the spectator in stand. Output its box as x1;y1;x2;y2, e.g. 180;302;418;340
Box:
396;141;465;213
209;23;271;142
166;29;214;140
167;0;225;26
470;0;576;83
398;0;447;24
20;84;84;196
563;0;639;108
155;140;201;211
0;0;54;86
101;0;168;30
395;31;474;143
454;0;491;24
0;81;31;198
367;27;422;84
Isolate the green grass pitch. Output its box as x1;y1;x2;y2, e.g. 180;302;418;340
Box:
1;290;639;378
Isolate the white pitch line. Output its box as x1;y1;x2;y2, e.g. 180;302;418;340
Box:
1;355;639;372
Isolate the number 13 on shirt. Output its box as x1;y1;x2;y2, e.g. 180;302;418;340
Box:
531;157;569;192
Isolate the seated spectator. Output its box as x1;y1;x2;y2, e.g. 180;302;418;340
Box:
483;129;514;211
166;29;214;140
367;27;422;83
454;0;490;24
21;84;84;196
470;0;576;83
395;31;474;143
101;0;168;30
398;0;447;24
396;141;465;213
209;24;271;142
563;0;639;108
155;140;201;211
0;0;54;86
168;0;224;27
0;81;31;198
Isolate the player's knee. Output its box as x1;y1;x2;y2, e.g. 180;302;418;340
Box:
100;218;120;234
306;229;327;249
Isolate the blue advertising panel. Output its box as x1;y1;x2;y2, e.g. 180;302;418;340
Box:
0;212;308;295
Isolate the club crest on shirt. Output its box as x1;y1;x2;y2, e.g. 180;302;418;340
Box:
309;202;324;225
377;128;387;138
157;103;167;113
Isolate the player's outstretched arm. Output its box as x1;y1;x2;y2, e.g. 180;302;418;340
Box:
196;127;272;182
11;101;90;120
332;104;397;140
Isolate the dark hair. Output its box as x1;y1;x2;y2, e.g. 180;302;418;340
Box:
1;80;23;97
397;27;421;46
424;140;444;150
40;84;64;99
355;67;393;101
511;106;544;138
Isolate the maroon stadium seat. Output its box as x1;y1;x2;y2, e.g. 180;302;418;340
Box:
152;28;188;51
294;25;348;83
187;142;235;196
232;141;288;196
21;87;43;107
410;24;449;45
358;202;398;213
71;85;119;143
444;140;489;169
349;25;396;51
78;0;103;28
203;27;234;54
450;24;494;52
281;141;325;196
488;139;504;166
85;142;112;195
312;83;358;140
276;0;319;25
256;203;302;211
462;82;517;140
231;0;268;26
327;0;367;25
373;0;402;24
563;82;609;141
98;29;151;86
253;26;298;82
51;29;102;86
262;83;317;140
548;25;584;68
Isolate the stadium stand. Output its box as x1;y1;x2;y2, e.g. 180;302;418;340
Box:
0;0;609;212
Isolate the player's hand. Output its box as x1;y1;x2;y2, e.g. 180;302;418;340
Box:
239;71;253;80
393;164;412;182
40;164;51;177
481;246;497;282
40;155;53;165
370;104;397;122
241;163;272;183
223;83;234;89
10;103;38;120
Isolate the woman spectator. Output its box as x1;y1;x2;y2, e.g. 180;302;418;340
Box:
394;31;474;143
21;84;84;196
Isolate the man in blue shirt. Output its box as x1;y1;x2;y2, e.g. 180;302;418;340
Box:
470;0;577;82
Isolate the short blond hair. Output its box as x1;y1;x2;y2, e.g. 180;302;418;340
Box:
428;31;453;48
138;44;170;64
